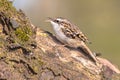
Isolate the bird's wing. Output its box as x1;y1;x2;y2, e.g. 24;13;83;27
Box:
60;21;90;43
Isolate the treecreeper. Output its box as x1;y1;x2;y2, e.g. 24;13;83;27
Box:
47;17;99;65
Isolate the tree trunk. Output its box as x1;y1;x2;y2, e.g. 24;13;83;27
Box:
0;0;119;80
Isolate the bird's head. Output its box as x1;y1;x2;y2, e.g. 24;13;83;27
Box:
46;17;70;27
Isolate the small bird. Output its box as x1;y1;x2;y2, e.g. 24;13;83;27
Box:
47;17;98;65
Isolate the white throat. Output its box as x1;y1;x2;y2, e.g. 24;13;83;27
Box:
50;21;60;31
50;21;68;42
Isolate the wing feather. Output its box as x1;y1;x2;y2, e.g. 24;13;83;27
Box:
60;21;90;43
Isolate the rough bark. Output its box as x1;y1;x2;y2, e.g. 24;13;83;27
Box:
0;0;120;80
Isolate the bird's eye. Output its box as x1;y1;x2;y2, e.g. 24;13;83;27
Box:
55;20;59;23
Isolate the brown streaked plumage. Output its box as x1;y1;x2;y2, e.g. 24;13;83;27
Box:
47;17;98;65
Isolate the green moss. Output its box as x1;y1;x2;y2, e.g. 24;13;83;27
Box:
0;0;17;16
15;26;32;43
24;26;32;35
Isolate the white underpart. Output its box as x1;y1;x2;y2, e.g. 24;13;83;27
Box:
50;21;68;42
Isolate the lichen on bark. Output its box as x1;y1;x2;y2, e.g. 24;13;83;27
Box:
0;0;36;54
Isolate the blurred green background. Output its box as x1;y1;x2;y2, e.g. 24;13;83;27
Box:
13;0;120;67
